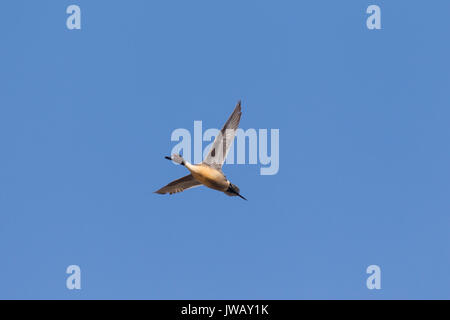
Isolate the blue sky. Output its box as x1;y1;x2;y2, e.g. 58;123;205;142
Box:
1;0;449;299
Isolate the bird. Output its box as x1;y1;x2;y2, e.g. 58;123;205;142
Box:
155;100;247;200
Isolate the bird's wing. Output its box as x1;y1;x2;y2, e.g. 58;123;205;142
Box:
202;100;242;169
154;174;202;195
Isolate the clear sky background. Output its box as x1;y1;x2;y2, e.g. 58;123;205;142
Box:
1;0;449;299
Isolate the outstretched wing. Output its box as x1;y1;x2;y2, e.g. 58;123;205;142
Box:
154;174;202;195
203;100;242;169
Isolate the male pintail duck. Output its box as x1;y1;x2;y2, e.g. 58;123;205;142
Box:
155;101;247;200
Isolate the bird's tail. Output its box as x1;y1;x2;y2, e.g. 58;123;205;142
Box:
165;154;185;166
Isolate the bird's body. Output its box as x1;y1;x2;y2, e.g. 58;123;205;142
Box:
186;163;229;192
155;101;247;200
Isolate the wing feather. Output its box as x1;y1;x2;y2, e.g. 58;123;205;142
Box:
203;101;242;168
155;174;202;195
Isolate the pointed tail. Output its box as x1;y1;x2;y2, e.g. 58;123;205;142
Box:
165;154;185;166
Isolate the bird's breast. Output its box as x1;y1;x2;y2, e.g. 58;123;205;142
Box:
189;165;229;191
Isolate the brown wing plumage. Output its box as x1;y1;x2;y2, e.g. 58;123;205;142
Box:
154;174;202;195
